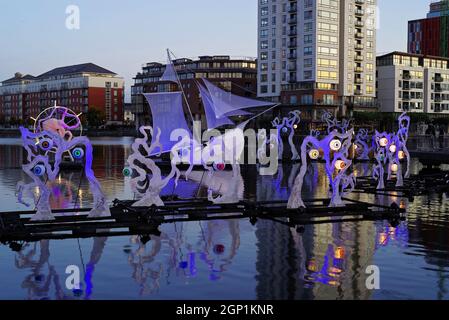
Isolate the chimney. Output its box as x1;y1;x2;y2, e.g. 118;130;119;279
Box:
14;72;23;79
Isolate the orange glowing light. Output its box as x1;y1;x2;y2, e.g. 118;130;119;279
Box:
335;247;345;259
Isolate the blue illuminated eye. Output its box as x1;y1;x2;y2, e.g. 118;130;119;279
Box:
123;167;132;177
33;164;46;176
72;148;84;159
282;127;289;134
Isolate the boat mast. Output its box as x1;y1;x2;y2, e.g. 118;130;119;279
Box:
166;48;195;126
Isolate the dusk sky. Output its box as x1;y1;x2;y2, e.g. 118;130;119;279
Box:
0;0;430;101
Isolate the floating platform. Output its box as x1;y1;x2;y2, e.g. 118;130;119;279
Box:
355;171;449;199
0;197;406;250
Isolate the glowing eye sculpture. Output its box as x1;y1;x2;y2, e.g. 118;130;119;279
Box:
335;247;345;260
213;162;226;171
389;144;397;153
39;138;53;151
72;147;85;160
33;164;46;177
379;137;389;147
335;160;346;170
281;127;289;134
398;151;405;160
390;163;399;173
123;167;132;177
309;149;320;160
330;139;342;151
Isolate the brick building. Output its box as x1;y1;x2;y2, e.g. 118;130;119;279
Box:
0;63;125;125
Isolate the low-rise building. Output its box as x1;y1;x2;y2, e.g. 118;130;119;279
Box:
0;63;125;125
377;51;449;115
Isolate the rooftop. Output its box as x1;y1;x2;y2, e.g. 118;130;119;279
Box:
37;63;116;79
2;73;36;84
377;51;449;63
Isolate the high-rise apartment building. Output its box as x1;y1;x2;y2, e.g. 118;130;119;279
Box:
257;0;377;118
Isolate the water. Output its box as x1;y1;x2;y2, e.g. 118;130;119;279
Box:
0;138;448;300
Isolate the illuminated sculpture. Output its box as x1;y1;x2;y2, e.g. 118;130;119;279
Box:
272;111;301;160
322;111;351;134
288;129;355;208
124;126;185;207
354;129;372;161
373;131;391;190
201;123;248;204
373;113;410;189
19;128;110;220
207;165;244;204
397;112;411;178
18;106;109;220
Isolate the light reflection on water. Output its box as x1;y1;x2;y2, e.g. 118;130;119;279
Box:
0;138;448;300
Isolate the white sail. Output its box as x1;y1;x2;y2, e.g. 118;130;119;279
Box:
197;82;235;130
160;62;178;83
143;92;192;154
202;78;272;118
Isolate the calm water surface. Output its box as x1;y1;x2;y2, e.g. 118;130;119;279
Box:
0;137;448;300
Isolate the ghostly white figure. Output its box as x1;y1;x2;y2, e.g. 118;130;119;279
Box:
272;111;301;161
288;129;355;209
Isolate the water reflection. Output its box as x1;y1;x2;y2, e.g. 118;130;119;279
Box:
0;139;448;300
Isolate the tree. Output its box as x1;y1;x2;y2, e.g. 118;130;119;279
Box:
86;107;106;129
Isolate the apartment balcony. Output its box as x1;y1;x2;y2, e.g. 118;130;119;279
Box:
435;85;443;92
355;78;363;84
402;95;411;101
355;55;364;62
403;73;411;80
355;0;365;4
355;66;364;73
434;96;443;102
288;17;298;24
289;76;297;83
354;89;363;95
355;32;364;39
288;41;297;48
288;5;297;13
288;53;297;60
288;29;297;36
402;85;410;90
354;9;365;16
435;75;444;82
288;64;297;71
355;20;364;28
355;43;364;50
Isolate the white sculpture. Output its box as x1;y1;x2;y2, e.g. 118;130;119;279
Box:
18;127;110;221
272;111;301;160
288;129;355;209
354;129;372;161
124;126;185;207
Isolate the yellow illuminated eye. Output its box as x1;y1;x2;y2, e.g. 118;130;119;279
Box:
309;149;320;160
379;137;388;147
